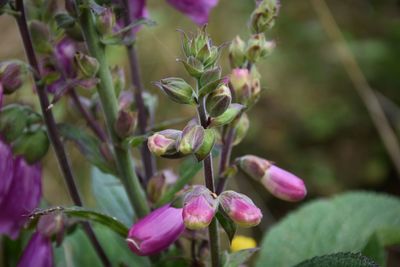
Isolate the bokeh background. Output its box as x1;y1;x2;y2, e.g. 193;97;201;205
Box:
1;0;400;255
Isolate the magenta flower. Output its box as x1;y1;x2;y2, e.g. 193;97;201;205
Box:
0;138;42;239
167;0;219;25
54;38;76;78
127;205;185;256
182;185;218;230
17;232;53;267
219;191;262;228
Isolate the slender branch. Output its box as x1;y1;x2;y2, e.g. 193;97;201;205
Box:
121;0;156;183
76;1;149;217
311;0;400;177
69;89;108;142
13;1;110;266
197;96;220;267
216;126;235;194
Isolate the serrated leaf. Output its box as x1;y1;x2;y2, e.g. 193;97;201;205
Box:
223;248;259;267
58;123;116;174
216;207;236;243
91;167;134;226
256;192;400;267
293;252;379;267
30;206;128;237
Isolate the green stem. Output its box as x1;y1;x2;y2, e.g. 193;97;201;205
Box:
77;3;149;217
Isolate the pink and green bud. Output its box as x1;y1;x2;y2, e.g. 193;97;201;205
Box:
182;185;218;230
206;84;232;117
195;128;216;161
230;68;250;94
0;63;24;94
208;103;245;128
148;129;181;157
96;7;116;35
127;205;185;256
236;155;307;202
154;78;196;105
177;124;205;155
74;52;100;78
229;36;246;68
230;67;262;108
219;191;262;228
147;170;178;203
246;34;275;63
114;110;137;139
249;0;280;34
232;113;250;146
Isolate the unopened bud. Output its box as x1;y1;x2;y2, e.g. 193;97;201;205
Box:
179;57;204;78
177;124;205;155
232;113;250;146
206;85;232;117
183;185;218;230
195;129;215;161
199;67;221;88
148;129;181;157
219;190;262;228
0;104;29;142
74;52;100;78
0;63;24;94
37;214;65;238
249;0;280;34
29;21;51;54
114;110;137;139
96;7;115;35
237;155;307;202
230;67;262;108
246;34;275;63
12;128;50;164
154;78;196;105
209;103;245;128
147;170;178;203
230;68;250;94
55;38;76;77
229;36;246;68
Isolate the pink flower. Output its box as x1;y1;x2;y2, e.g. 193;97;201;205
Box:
167;0;219;25
17;232;53;267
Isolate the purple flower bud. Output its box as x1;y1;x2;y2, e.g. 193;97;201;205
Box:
237;155;307;202
0;63;23;94
54;38;76;78
147;169;178;203
167;0;219;25
147;129;181;157
219;191;262;228
182;185;218;230
114;109;137;139
0;155;42;239
17;232;53;267
127;205;184;256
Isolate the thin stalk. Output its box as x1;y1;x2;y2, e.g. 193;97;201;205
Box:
76;1;149;217
13;1;110;266
197;96;220;267
121;0;156;183
216;126;235;194
69;89;107;142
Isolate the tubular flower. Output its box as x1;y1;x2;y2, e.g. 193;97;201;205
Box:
17;232;53;267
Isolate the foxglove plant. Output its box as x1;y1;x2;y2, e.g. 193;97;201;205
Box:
0;0;307;266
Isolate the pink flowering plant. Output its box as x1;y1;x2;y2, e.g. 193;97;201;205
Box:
0;0;334;266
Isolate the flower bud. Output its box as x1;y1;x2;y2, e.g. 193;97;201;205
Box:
199;67;221;88
96;7;115;35
154;78;196;105
179;57;204;78
29;21;51;54
219;191;262;228
17;232;53;267
74;52;100;78
127;205;185;256
182;185;218;230
229;36;246;68
246;34;275;63
208;103;245;128
232;113;249;146
236;155;307;202
177;124;204;155
230;68;250;94
206;85;232;117
147;170;178;203
148;129;181;157
114;110;137;139
0;63;24;94
230;67;262;108
195;129;215;161
54;38;76;78
0;104;29;142
12;128;50;164
249;0;280;34
37;214;65;238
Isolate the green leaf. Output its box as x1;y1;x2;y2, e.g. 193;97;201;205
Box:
223;248;259;267
54;224;150;267
30;206;129;237
293;252;379;267
58;123;115;174
216;207;237;243
91;167;134;226
256;192;400;267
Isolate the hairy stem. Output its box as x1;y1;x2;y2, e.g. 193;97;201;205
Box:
197;96;220;267
13;1;110;266
121;0;156;182
76;1;149;217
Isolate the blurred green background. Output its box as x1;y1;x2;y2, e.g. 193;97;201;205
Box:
1;0;400;248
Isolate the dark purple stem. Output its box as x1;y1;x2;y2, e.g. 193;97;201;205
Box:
121;0;156;182
216;126;235;194
70;89;108;142
14;1;110;266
